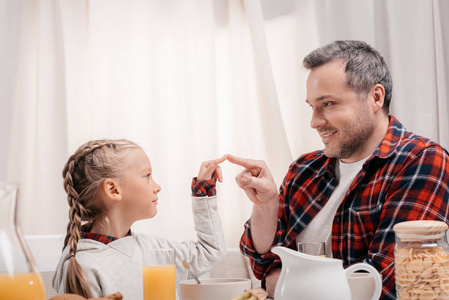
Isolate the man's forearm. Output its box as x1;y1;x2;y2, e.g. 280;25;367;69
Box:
250;198;279;254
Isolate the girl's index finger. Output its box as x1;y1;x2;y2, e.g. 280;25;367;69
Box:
215;154;228;164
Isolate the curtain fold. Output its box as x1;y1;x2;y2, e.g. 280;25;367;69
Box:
242;0;293;184
7;0;68;234
434;0;449;147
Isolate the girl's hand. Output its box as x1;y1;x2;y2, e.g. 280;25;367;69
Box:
197;155;228;182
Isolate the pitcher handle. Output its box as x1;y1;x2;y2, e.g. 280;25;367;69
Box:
344;263;382;300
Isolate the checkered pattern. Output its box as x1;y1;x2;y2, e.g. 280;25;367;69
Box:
81;229;132;244
191;177;217;197
240;116;449;300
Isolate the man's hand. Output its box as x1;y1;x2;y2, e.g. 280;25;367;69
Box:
197;155;227;182
228;154;279;254
227;154;278;205
265;268;281;298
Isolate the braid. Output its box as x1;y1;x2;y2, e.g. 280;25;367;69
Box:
62;142;106;251
61;139;140;297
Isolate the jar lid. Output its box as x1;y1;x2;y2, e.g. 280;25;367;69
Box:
393;220;448;241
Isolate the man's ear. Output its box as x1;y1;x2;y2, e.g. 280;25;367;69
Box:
102;179;122;201
371;84;385;113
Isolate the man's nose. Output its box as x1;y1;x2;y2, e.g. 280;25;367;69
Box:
310;109;326;129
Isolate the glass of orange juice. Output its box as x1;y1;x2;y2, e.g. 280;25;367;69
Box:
297;242;326;257
0;273;46;299
143;248;176;300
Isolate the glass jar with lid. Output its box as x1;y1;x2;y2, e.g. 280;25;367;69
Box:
393;220;449;300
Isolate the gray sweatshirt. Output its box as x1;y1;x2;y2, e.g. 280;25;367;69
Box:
52;195;226;299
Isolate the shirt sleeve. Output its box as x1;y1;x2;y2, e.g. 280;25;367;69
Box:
191;177;217;197
365;145;449;300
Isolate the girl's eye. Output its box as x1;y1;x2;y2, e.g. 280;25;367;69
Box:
145;173;151;179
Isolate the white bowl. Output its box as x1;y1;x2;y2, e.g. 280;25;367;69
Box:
180;278;252;300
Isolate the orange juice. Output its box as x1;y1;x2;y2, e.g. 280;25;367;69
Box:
0;272;46;300
143;265;176;300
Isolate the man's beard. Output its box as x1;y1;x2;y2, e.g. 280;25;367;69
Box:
326;103;375;160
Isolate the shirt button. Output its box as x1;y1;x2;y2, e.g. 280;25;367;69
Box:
196;191;202;195
293;225;299;232
336;217;341;222
317;197;323;202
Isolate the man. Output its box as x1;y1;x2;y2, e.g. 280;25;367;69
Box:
228;40;449;299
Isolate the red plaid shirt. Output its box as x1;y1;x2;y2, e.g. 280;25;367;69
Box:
240;116;449;299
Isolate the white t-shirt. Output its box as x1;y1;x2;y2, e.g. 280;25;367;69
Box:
295;157;369;257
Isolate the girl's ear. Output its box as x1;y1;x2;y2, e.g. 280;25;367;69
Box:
102;179;122;201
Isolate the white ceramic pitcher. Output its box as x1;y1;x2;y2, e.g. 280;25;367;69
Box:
272;246;382;300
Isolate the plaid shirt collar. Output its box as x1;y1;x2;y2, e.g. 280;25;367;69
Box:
80;229;132;245
373;115;406;158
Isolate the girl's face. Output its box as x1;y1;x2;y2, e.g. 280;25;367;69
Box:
119;148;161;221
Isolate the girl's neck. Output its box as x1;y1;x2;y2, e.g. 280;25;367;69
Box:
90;219;132;239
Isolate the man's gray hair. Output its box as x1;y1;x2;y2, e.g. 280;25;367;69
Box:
303;40;392;114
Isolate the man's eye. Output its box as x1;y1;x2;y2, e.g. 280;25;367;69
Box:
323;102;332;107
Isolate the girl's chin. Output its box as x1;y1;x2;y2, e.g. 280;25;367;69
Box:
139;210;157;220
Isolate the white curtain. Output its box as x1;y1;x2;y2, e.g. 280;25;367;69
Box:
1;0;448;249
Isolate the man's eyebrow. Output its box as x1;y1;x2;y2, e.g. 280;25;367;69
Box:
305;94;334;104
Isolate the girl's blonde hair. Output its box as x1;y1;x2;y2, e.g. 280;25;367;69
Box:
62;139;141;297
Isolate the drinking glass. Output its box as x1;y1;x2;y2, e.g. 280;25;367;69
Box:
142;248;176;300
297;242;326;257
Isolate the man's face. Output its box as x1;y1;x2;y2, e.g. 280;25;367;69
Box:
306;60;375;163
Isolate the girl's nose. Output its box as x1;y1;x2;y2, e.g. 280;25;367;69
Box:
154;181;161;194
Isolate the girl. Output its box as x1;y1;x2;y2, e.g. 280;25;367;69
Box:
52;139;226;299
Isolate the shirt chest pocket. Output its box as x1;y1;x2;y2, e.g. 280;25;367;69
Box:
347;204;383;249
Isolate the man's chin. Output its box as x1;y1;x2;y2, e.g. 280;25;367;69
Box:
323;148;339;159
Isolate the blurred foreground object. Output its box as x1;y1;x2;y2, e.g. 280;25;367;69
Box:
49;292;123;300
0;183;46;299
